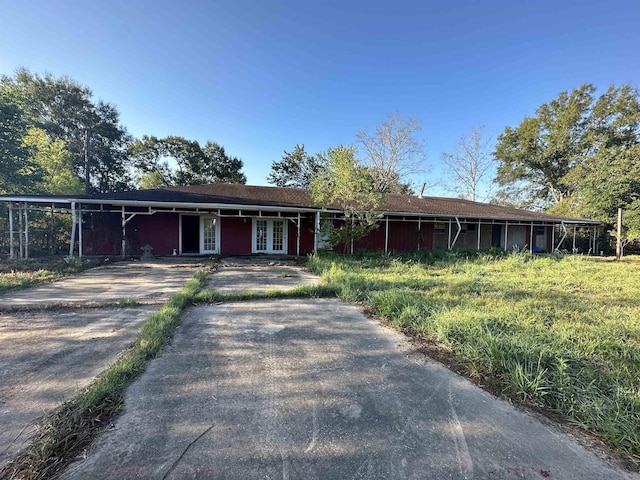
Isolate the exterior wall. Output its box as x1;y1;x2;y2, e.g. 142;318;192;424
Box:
506;225;527;251
133;213;179;255
220;217;252;256
353;223;385;252
83;212;179;256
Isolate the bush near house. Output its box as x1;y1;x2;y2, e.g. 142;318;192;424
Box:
308;251;640;463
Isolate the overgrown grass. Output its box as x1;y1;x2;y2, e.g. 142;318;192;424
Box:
0;268;209;480
308;251;640;464
0;257;105;295
194;283;339;304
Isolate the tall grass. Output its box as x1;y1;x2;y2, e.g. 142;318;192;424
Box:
0;269;209;480
308;251;640;462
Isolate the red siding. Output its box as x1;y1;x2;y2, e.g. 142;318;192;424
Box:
388;221;419;252
133;213;179;255
353;223;385;252
420;222;434;251
83;212;179;256
221;217;252;255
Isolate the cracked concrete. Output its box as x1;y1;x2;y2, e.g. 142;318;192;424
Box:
0;258;205;466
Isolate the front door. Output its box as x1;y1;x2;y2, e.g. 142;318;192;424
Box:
253;219;287;254
181;215;200;253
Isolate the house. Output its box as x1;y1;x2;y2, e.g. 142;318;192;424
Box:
1;184;600;258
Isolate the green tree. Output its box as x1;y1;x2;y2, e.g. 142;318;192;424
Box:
267;144;321;188
201;141;246;184
0;91;40;193
495;83;640;218
23;128;84;194
1;69;134;192
494;84;595;208
129;135;246;187
310;145;383;253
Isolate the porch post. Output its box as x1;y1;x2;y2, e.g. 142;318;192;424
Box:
572;225;577;253
314;211;320;252
477;219;481;250
504;221;509;251
296;212;301;256
8;202;14;259
121;205;126;258
447;218;452;250
529;222;534;253
384;216;389;253
78;204;83;258
551;224;555;253
24;202;29;259
69;201;77;257
19;203;23;259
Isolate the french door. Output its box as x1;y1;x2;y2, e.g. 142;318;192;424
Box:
200;216;219;254
253;219;287;254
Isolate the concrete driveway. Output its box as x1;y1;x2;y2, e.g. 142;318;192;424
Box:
61;265;633;480
0;258;204;466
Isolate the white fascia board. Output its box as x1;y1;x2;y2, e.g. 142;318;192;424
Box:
0;195;320;213
377;210;600;225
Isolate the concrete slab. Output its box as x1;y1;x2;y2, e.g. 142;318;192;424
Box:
0;306;158;464
0;258;204;309
207;265;319;294
62;299;633;480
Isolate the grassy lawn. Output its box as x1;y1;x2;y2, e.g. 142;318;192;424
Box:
0;257;105;294
308;251;640;463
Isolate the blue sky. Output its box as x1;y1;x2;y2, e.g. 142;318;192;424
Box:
1;0;638;195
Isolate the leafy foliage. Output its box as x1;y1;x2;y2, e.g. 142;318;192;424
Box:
267;144;321;188
1;69;134;193
310;145;384;252
495;84;640;216
0;90;40;193
129;135;246;187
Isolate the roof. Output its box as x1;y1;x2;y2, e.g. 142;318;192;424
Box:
0;183;598;224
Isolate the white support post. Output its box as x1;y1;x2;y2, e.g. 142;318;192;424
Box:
78;204;83;258
296;212;301;257
121;205;126;258
384;216;389;253
69;201;77;257
19;203;24;259
8;203;14;259
24;203;29;259
572;225;577;253
314;211;320;252
529;222;534;253
551;224;555;253
447;218;452;249
504;221;509;251
477;219;481;250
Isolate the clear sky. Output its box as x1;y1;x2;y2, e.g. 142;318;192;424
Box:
1;0;638;195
